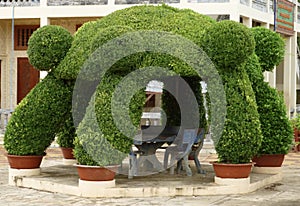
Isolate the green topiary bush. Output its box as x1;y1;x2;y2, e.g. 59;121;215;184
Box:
201;20;255;70
4;73;73;155
74;73;145;166
54;5;215;80
56;110;76;148
201;20;263;163
251;27;285;72
245;54;293;155
27;25;73;71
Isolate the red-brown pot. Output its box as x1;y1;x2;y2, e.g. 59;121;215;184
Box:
60;147;75;159
76;164;119;181
211;162;253;178
294;128;299;138
252;154;285;167
6;154;44;169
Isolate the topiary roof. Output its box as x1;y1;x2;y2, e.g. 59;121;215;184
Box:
54;5;216;80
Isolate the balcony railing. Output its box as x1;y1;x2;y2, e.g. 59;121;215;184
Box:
298;6;300;23
240;0;250;6
47;0;107;6
187;0;229;3
252;0;268;12
0;0;40;7
115;0;179;4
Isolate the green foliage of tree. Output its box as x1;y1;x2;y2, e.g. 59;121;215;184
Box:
27;25;73;71
4;74;73;155
251;27;285;72
245;54;293;154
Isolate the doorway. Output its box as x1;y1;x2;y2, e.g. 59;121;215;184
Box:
17;58;39;104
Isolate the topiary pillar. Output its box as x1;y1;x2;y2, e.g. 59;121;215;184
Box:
245;27;293;156
4;25;73;156
201;20;263;164
4;73;73;155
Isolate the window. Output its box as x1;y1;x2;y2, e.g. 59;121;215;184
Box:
14;25;39;50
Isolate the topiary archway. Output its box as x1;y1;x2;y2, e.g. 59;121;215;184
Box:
4;5;266;169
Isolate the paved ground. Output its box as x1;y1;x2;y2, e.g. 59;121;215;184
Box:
0;145;300;205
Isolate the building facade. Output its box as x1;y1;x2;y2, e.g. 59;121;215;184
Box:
0;0;299;119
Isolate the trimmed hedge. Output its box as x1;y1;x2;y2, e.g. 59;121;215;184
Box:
215;68;262;163
200;20;255;70
27;25;73;71
74;73;145;166
201;20;262;163
245;54;293;154
4;73;73;155
54;5;215;80
56;110;76;148
251;27;285;72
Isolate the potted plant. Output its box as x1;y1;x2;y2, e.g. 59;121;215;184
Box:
246;27;294;169
201;20;263;179
56;112;76;160
4;74;72;169
73;66;145;181
4;25;73;170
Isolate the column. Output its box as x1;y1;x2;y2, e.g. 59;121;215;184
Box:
283;36;292;117
290;32;297;117
40;17;49;27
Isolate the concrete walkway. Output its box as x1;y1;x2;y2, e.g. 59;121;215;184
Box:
0;144;300;205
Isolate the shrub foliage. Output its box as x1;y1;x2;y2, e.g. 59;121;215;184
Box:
201;20;262;163
4;74;73;155
27;25;73;71
245;54;293;154
251;27;285;72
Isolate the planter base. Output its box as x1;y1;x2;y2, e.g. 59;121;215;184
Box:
79;179;115;197
252;166;282;174
9;168;40;185
62;158;77;166
214;176;250;186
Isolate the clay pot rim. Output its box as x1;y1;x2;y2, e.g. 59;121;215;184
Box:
5;153;46;157
74;164;120;169
253;154;285;157
209;161;255;166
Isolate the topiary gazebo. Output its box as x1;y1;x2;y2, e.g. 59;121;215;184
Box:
4;5;279;181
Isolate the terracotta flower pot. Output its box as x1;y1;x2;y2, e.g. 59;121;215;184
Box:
211;162;253;178
252;154;285;167
60;147;75;159
75;164;119;181
6;154;44;169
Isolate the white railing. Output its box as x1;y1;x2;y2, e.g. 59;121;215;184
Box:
47;0;107;6
187;0;229;3
269;0;274;13
298;6;300;23
0;0;40;7
252;0;268;12
115;0;178;4
240;0;250;6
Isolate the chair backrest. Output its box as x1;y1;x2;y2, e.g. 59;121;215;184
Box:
182;129;198;146
193;128;205;144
